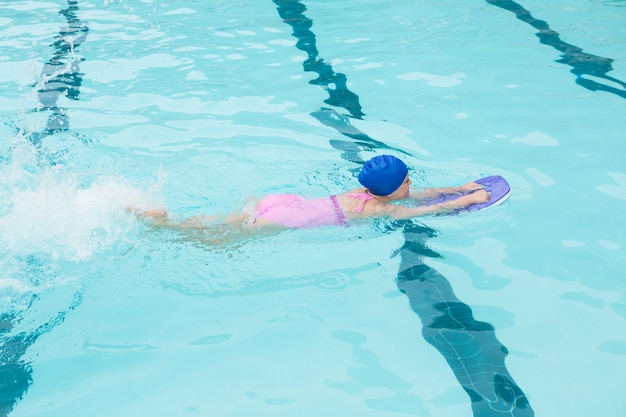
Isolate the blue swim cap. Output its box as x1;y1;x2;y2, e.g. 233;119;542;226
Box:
358;155;408;196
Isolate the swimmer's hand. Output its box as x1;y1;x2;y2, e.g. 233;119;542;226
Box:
459;181;486;193
452;189;490;206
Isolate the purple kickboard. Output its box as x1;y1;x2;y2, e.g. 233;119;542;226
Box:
424;175;511;212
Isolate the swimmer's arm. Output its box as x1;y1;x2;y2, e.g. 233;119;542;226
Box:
407;182;483;200
382;190;489;219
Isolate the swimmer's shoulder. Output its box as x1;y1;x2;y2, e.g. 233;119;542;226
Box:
337;189;384;215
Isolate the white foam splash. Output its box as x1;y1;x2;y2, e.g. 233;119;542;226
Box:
0;143;162;261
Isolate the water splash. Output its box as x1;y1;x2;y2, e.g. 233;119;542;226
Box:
0;139;162;262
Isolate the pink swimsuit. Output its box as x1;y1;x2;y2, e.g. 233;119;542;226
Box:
255;192;374;229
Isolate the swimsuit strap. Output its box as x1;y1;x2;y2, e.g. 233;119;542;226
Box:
330;195;348;226
345;192;375;213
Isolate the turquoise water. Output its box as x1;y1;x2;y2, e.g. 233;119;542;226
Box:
1;1;626;416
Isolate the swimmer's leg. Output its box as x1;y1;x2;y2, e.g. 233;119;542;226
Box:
130;205;260;231
127;206;169;225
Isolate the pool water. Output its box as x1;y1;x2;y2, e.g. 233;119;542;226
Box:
1;1;626;416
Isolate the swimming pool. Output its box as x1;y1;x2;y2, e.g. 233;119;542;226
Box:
1;0;625;416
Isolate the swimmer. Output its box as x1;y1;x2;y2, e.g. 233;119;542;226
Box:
135;155;490;234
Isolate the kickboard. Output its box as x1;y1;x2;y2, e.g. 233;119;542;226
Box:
423;175;511;213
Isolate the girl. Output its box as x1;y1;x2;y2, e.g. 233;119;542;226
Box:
137;155;493;233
